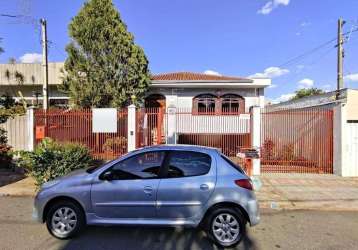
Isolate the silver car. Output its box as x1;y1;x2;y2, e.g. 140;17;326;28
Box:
33;145;259;247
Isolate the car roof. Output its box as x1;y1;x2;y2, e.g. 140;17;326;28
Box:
135;144;220;153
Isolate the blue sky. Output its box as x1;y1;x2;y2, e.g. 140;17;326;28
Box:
0;0;357;102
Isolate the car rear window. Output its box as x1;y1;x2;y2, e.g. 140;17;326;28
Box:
166;151;211;178
220;154;245;174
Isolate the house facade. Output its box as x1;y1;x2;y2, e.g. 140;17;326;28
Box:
0;63;271;112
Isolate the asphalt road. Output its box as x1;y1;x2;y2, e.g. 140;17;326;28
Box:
0;197;358;250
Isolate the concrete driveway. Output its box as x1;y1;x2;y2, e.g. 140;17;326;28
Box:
1;196;358;250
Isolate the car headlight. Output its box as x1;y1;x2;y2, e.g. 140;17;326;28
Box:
41;180;60;189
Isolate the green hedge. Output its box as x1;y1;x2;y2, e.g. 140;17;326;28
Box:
18;138;93;186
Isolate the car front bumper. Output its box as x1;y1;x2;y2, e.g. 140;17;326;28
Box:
32;191;45;223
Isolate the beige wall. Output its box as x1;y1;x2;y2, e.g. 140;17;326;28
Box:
0;62;64;86
0;115;29;151
347;89;358;120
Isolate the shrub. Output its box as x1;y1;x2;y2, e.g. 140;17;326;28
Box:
102;136;127;154
21;138;93;186
0;128;12;169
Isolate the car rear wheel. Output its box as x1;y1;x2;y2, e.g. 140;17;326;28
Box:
46;200;85;239
206;207;246;248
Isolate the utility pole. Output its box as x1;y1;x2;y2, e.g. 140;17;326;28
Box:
40;18;49;110
337;17;345;98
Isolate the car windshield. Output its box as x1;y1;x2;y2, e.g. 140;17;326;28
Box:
86;158;118;174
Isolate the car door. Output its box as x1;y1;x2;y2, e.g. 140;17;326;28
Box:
156;150;216;219
91;151;165;219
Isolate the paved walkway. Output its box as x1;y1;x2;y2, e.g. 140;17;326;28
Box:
257;173;358;210
1;174;358;211
0;177;36;197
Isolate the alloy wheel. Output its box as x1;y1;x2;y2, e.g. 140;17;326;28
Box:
51;207;77;236
212;213;240;245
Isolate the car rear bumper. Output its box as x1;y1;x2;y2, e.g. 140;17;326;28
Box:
247;199;260;226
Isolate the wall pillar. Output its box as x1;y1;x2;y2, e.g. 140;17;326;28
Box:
333;103;347;176
127;104;136;152
250;106;261;175
166;106;177;144
26;108;35;151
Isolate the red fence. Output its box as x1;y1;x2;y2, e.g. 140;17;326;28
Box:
34;109;128;160
261;108;333;173
173;108;251;156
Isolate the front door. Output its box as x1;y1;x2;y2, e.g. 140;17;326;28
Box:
156;150;216;219
91;151;166;219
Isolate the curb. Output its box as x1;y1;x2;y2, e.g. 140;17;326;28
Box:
259;200;358;212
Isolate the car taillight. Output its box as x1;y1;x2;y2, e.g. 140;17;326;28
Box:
235;179;253;190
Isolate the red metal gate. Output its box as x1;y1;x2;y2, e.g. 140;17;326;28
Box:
34;109;128;160
136;107;166;148
174;108;251;157
261;108;333;173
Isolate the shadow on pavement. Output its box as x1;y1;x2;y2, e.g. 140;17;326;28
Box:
59;225;258;250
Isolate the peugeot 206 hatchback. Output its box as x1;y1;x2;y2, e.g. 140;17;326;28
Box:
33;145;259;247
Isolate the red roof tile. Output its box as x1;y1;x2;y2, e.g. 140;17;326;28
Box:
151;72;249;81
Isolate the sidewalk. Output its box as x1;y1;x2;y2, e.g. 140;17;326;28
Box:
1;174;358;211
257;173;358;211
0;177;36;197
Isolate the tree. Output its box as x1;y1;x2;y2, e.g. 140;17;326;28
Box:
291;88;325;100
60;0;151;108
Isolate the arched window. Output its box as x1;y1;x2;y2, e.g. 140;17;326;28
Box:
193;94;217;114
221;94;245;114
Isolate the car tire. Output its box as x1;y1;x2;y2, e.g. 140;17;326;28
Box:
205;207;246;248
46;200;85;239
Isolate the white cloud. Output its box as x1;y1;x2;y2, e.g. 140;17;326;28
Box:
298;78;314;88
271;93;295;104
300;21;311;27
257;0;290;15
203;70;221;76
295;32;301;36
19;53;42;63
249;66;289;79
344;73;358;82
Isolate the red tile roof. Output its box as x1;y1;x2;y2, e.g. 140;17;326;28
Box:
151;72;249;81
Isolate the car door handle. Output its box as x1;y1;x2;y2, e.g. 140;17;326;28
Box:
200;184;209;191
144;186;153;195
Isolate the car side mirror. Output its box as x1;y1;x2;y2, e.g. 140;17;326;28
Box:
101;171;113;181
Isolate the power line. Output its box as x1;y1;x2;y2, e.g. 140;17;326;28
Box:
278;28;358;69
278;38;336;68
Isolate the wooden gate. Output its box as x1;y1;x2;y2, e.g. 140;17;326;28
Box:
261;108;333;173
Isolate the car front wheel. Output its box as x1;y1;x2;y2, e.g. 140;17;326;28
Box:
206;208;246;248
46;200;85;239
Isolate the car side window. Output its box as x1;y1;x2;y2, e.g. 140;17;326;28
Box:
166;151;211;178
108;151;165;180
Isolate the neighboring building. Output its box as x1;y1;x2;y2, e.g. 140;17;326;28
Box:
0;62;67;106
0;63;271;112
267;88;358;121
